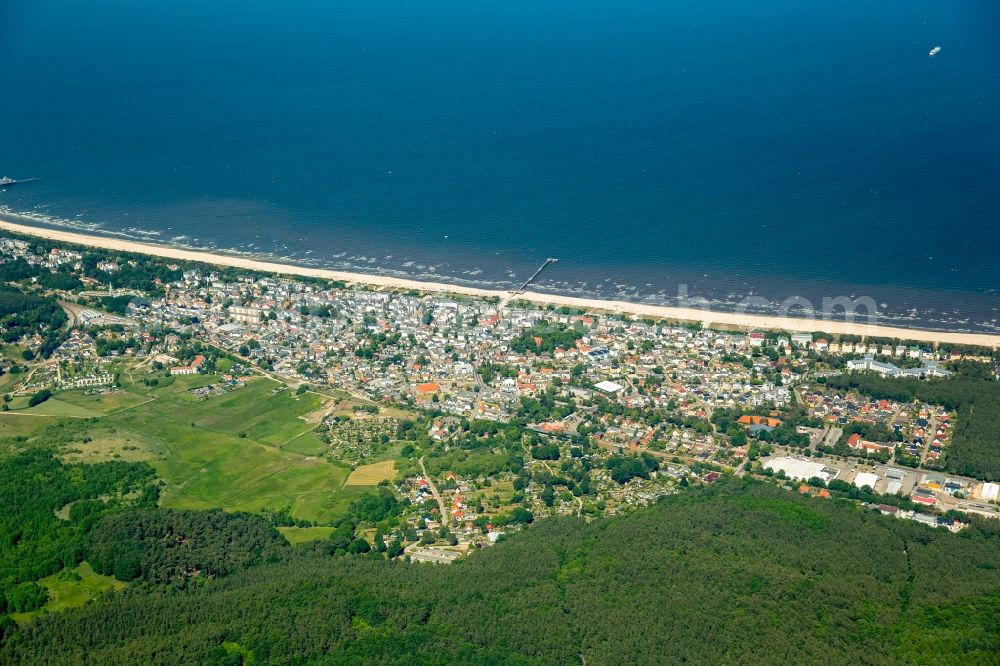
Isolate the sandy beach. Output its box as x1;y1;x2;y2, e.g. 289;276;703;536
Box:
2;217;998;349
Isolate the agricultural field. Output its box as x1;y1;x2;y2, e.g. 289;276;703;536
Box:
345;460;397;487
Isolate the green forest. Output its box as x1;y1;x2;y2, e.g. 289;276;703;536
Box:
826;374;1000;480
2;465;999;664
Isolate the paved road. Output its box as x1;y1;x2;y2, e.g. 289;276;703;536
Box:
418;456;449;524
918;413;939;466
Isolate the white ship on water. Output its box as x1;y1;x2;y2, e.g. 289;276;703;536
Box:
929;45;941;57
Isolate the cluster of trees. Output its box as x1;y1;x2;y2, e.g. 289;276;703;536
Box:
4;480;998;663
354;332;401;359
97;295;135;315
530;443;560;460
88;256;182;292
517;391;576;422
0;258;38;282
348;486;406;525
0;258;80;291
422;448;515;478
509;322;584;355
320;488;410;557
837;421;904;446
606;452;659;484
86;509;290;584
0;447;157;616
827;374;1000;480
26;389;52;408
0;286;67;344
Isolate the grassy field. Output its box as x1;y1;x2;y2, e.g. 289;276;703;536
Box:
54;388;154;415
468;480;518;513
89;376;354;523
59;426;162;465
11;562;127;624
0;413;57;438
277;526;335;545
167;379;327;444
279;429;329;457
4;370;378;524
11;397;101;418
345;460;397;487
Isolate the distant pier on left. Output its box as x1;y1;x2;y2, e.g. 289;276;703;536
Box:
0;176;40;188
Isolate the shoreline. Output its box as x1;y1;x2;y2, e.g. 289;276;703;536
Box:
2;217;998;349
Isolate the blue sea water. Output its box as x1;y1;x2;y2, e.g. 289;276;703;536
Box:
2;0;999;330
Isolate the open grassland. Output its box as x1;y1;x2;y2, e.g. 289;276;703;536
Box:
177;379;327;446
0;413;56;438
0;372;382;523
59;426;163;465
11;562;126;624
381;405;422;420
93;376;353;523
54;388;154;415
277;526;335;545
345;460;397;487
10;397;98;418
280;429;328;457
3;372;376;524
183;454;352;522
0;371;20;392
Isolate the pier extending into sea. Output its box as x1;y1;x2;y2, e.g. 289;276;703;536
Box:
515;258;557;294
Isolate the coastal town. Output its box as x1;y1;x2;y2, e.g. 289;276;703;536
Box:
2;233;999;562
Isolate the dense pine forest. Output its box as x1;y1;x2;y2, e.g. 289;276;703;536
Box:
2;478;998;664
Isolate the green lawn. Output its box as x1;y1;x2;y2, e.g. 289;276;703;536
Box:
1;344;27;362
11;562;127;624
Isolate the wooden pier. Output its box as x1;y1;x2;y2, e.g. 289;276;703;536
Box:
0;177;40;188
515;258;558;294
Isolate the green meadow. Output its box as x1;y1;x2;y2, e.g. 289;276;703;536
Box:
11;562;127;624
6;373;370;524
100;377;351;523
0;413;56;438
277;526;336;545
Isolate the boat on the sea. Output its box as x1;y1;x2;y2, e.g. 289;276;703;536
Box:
929;46;941;57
